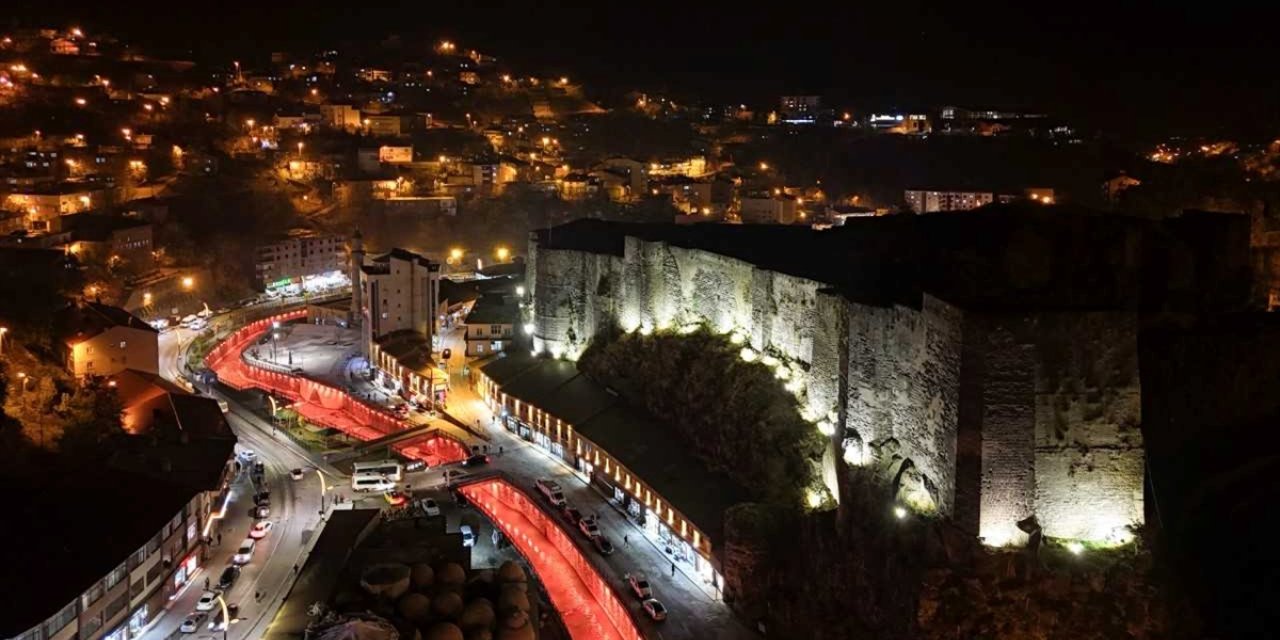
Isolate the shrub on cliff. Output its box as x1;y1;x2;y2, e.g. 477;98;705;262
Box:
578;328;825;504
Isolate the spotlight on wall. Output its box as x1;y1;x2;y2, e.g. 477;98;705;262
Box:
893;506;907;520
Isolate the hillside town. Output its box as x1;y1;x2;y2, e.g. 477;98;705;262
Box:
3;11;1280;640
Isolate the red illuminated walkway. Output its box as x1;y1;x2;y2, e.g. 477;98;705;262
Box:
204;310;467;463
459;479;642;640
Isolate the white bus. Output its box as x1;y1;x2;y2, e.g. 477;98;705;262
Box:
353;460;402;482
351;473;397;493
351;459;402;492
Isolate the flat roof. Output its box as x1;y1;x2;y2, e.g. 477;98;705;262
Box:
483;357;747;546
533;205;1253;312
463;295;518;326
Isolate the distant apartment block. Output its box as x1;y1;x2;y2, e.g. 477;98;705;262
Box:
362;114;403;137
319;104;361;130
255;231;348;289
780;95;821;123
905;187;1055;213
739;193;799;224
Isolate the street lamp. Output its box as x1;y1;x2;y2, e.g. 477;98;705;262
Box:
495;246;510;262
182;276;195;290
317;469;328;514
0;326;7;355
215;594;231;640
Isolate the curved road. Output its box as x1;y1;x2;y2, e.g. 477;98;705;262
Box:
140;327;334;640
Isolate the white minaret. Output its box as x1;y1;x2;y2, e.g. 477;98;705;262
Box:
348;228;365;329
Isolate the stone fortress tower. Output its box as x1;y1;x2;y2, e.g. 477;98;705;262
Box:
525;209;1251;549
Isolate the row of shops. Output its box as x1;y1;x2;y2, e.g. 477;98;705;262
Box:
475;355;738;593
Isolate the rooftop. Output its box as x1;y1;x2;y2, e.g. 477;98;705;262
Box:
463;295;518;326
375;329;438;377
362;247;437;275
0;440;231;637
60;301;157;346
480;354;747;546
533;205;1252;312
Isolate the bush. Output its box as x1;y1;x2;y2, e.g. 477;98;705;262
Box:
578;328;824;504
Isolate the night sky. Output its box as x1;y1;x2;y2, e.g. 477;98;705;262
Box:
11;2;1280;137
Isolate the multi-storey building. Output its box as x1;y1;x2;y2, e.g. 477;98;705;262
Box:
58;302;159;378
1;393;235;640
254;231;347;290
357;247;441;356
904;187;1055;213
463;294;518;356
739;193;798;224
779;95;821;123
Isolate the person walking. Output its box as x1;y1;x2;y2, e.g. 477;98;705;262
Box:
670;561;677;578
204;577;210;590
623;535;629;547
216;532;222;546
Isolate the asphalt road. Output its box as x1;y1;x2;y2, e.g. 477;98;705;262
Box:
142;329;333;640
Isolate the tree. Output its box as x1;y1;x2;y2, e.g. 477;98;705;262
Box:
56;380;126;457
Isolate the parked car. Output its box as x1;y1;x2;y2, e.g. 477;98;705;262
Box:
578;517;601;539
195;591;218;611
237;448;256;462
421;498;441;516
460;524;475;548
561;506;583;524
535;479;566;507
232;539;256;565
462;454;490;467
451;489;469;508
249;521;274;539
290;468;305;480
254;491;271;506
626;573;652;599
642;598;668;621
217;566;240;590
592;536;616;555
251;504;270;519
384;490;408;506
179;612;207;633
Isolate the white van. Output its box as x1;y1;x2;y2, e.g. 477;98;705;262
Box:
233;539;256;565
535;479;566;507
352;473;396;493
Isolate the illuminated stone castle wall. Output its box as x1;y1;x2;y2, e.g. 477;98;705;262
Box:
528;231;1145;547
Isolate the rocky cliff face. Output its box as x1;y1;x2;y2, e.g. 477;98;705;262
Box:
723;473;1195;639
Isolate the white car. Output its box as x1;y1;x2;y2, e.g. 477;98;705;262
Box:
195;591;217;611
578;518;601;539
460;524;475;548
421;498;440;517
290;468;305;480
249;521;274;539
232;539;256;564
627;573;652;599
179;612;207;633
642;598;668;621
238;449;256;462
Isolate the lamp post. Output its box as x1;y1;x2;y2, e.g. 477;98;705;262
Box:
317;469;328;515
215;594;230;640
0;326;7;355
